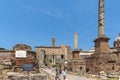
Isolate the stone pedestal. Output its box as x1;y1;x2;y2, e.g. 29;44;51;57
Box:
72;50;80;59
94;36;110;53
71;50;85;73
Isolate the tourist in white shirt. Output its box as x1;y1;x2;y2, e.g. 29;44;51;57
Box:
62;69;66;80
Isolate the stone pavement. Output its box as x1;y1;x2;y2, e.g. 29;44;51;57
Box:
3;72;47;80
43;68;96;80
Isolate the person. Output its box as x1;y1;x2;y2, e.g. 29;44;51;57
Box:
55;69;60;80
59;69;62;80
62;69;67;80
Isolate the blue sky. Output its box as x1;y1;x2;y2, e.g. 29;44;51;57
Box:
0;0;120;50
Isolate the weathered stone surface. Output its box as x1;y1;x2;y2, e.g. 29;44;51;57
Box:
35;45;71;68
6;72;47;80
86;52;120;74
13;44;32;51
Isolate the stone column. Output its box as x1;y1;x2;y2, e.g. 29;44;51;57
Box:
52;53;55;65
54;55;56;65
65;47;67;60
98;0;105;37
52;53;54;64
94;0;109;53
41;50;45;63
74;32;78;51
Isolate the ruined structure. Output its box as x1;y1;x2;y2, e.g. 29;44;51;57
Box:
67;33;85;73
35;38;71;69
0;0;119;76
12;44;38;71
0;44;38;72
68;0;120;74
85;0;120;74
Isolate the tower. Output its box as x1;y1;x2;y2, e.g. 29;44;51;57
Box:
94;0;110;53
52;38;56;47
